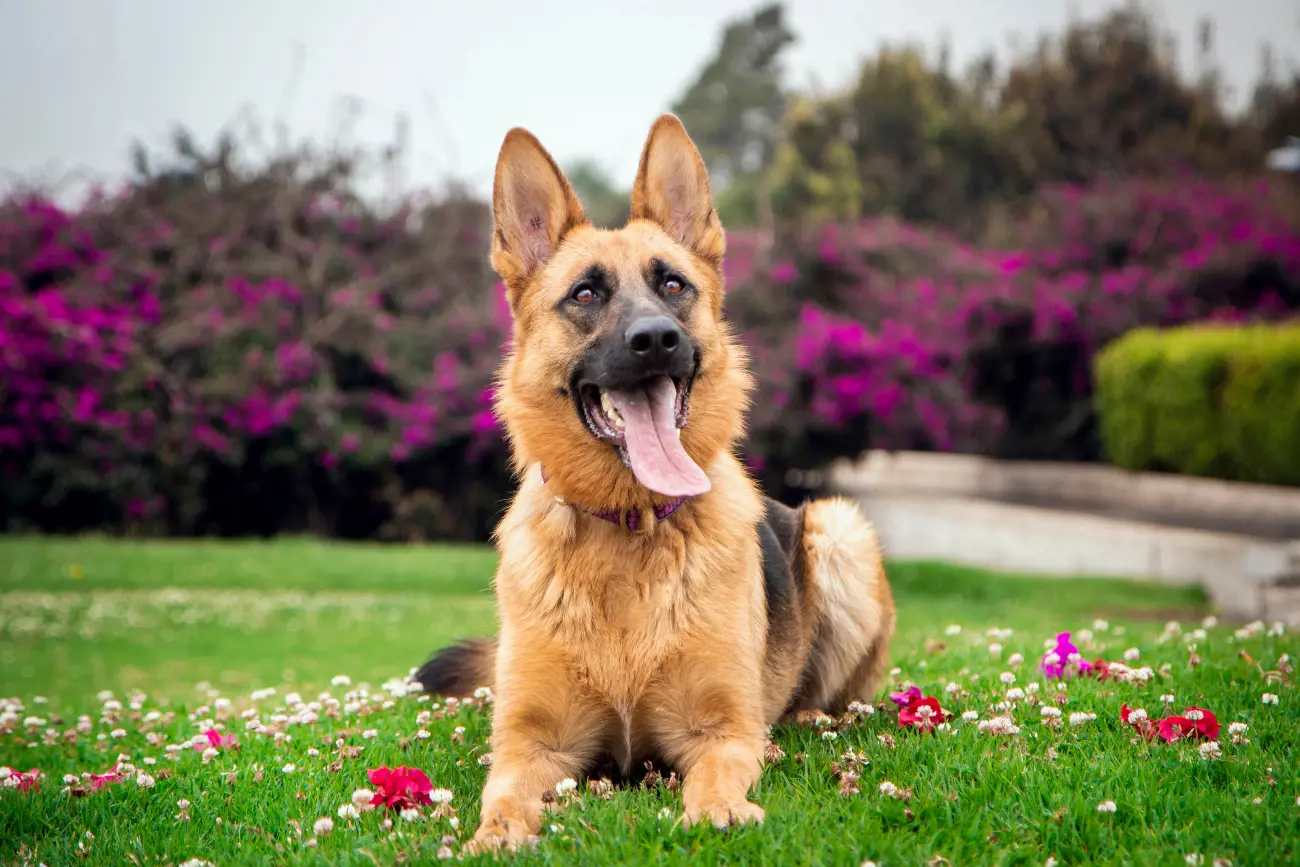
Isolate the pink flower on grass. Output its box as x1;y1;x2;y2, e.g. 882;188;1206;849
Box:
368;766;434;810
1040;632;1093;679
1;767;41;792
888;685;922;708
88;765;120;790
193;729;234;751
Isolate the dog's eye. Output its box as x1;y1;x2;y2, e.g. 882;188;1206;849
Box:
572;285;596;304
664;277;684;294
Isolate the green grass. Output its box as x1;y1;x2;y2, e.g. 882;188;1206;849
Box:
1;535;1295;866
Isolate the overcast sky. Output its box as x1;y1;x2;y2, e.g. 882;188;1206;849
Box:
1;0;1297;204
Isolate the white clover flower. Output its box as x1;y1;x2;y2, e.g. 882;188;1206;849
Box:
1006;688;1025;701
331;675;352;687
313;817;333;836
1008;653;1024;667
1000;672;1016;685
1026;683;1040;695
1186;709;1204;722
1096;800;1117;813
1077;628;1094;642
1228;722;1248;736
1202;616;1218;628
1186;854;1204;866
1069;712;1097;726
945;682;961;696
282;763;296;774
416;729;431;740
1123;648;1140;662
400;808;423;823
1160;694;1175;704
110;728;126;739
962;710;979;722
822;730;839;740
555;778;578;795
1263;693;1280;705
848;701;876;715
945;625;962;636
879;781;899;797
1040;707;1062;719
337;804;360;820
307;748;320;757
361;729;378;739
989;643;1003;658
1128;708;1149;723
978;715;1020;736
473;687;493;700
62;773;79;784
1199;741;1222;760
1043;652;1061;667
1093;619;1110;631
351;789;374;810
1268;622;1286;637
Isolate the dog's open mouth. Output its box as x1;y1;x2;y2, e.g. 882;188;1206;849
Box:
575;375;710;498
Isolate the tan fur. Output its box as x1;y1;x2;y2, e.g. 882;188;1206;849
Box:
441;115;896;853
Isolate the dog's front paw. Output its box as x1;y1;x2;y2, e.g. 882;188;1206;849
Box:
463;814;538;856
682;798;765;830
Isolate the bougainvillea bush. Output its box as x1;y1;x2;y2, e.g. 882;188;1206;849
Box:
0;141;511;540
2;132;1298;539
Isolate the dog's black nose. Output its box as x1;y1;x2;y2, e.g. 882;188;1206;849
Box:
625;315;683;364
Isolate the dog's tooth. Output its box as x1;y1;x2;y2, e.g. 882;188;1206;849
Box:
599;390;623;428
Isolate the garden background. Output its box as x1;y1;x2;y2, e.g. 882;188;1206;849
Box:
3;3;1299;544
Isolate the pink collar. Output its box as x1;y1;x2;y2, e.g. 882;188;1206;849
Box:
538;465;690;532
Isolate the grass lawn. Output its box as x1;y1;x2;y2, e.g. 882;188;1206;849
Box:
0;535;1295;865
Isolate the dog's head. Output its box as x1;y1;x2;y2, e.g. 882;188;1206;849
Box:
489;114;752;508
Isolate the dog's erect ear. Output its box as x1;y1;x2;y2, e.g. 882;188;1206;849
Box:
491;127;587;294
630;114;725;267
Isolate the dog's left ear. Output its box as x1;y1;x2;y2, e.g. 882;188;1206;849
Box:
630;114;725;267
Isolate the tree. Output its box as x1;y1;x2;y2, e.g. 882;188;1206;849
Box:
564;159;630;229
670;2;795;226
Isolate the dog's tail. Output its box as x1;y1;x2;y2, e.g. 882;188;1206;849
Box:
414;637;498;698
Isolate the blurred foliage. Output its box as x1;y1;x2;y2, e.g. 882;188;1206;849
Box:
708;4;1300;240
1095;322;1300;486
2;2;1300;542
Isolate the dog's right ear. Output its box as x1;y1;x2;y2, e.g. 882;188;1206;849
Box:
490;127;587;299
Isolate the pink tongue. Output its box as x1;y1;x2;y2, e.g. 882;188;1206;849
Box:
605;377;711;497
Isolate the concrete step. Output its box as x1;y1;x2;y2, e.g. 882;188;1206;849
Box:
846;491;1300;624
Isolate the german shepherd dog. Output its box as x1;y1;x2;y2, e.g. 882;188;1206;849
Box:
416;114;895;851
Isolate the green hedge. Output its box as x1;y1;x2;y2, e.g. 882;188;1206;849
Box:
1095;321;1300;486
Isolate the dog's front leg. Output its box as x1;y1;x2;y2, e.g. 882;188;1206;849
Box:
469;642;610;852
648;648;767;829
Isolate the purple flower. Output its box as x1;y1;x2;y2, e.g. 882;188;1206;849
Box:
889;685;922;708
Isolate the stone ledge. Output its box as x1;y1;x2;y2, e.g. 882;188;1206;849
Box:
831;450;1300;540
845;491;1300;623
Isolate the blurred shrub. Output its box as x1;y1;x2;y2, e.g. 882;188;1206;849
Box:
964;175;1300;461
1095;322;1300;486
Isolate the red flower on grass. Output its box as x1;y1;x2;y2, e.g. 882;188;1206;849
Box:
1091;659;1114;680
898;695;951;733
1122;704;1219;744
368;766;434;810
